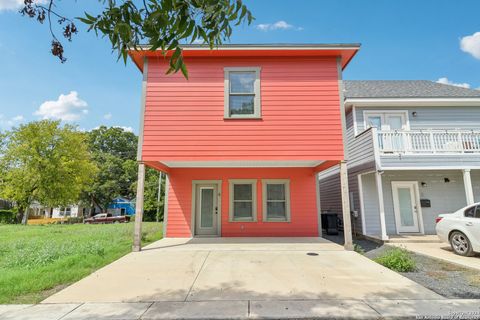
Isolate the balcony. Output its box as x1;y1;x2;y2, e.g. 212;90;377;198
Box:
376;129;480;154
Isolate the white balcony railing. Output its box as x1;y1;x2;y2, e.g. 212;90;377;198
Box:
376;129;480;154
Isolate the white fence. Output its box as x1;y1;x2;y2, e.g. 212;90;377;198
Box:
377;130;480;154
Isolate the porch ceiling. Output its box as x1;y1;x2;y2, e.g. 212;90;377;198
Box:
161;160;325;168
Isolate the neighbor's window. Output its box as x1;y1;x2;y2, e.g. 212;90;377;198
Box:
229;180;257;221
224;67;261;118
262;180;291;222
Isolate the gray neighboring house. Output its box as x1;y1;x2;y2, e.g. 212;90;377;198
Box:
319;80;480;240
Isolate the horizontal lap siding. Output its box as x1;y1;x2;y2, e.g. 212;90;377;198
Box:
381;171;467;235
356;106;480;132
166;167;318;237
142;57;343;161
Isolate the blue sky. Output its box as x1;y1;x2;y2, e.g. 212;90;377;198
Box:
0;0;479;133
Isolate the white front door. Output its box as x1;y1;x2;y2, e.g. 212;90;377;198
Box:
195;184;219;236
392;181;421;233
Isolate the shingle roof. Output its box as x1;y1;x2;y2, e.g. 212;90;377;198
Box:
343;80;480;99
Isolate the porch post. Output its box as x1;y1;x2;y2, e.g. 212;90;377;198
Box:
315;172;322;237
163;173;170;238
462;169;475;205
133;163;146;252
340;160;353;250
375;171;389;240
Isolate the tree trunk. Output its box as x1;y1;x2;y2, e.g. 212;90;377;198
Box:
21;208;29;225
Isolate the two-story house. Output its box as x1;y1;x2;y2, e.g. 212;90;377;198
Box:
128;44;360;251
319;80;480;241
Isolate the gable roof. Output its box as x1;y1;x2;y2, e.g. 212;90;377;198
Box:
343;80;480;99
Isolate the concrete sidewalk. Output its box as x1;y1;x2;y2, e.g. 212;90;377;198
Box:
390;242;480;271
1;300;480;319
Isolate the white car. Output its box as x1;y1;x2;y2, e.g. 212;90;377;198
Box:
436;203;480;256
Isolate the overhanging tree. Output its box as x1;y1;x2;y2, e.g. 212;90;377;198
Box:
20;0;254;77
0;120;97;224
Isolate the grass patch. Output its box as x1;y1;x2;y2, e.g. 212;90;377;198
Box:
0;222;162;304
374;247;416;272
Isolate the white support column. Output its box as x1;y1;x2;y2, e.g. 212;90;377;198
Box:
375;171;389;240
163;174;170;238
315;172;322;237
463;169;475;205
133;163;146;252
340;161;354;250
156;172;163;222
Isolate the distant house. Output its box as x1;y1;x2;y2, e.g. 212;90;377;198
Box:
107;197;135;216
0;199;12;210
27;202;101;218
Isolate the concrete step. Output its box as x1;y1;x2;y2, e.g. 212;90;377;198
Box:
385;235;442;244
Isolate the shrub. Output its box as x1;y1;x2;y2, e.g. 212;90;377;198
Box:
65;217;84;224
0;210;16;224
374;247;416;272
354;243;365;255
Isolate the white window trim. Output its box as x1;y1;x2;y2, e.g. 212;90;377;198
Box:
363;110;410;131
262;179;291;222
229;179;257;222
224;67;261;119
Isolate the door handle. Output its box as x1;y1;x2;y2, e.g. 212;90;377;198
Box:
466;222;473;226
215;207;218;215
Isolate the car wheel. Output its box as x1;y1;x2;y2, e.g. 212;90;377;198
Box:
449;231;474;257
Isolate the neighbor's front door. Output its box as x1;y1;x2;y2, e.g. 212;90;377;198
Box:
195;184;219;236
392;181;421;233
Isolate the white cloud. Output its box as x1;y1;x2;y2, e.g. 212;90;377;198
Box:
103;113;112;120
256;20;302;32
0;0;46;11
35;91;88;121
436;77;471;89
11;115;24;121
460;32;480;59
0;114;25;129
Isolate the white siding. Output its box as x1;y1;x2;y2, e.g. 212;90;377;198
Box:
381;170;468;234
361;172;382;235
356;106;480;132
472;169;480;202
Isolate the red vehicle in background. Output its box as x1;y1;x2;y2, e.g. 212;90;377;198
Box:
84;213;130;224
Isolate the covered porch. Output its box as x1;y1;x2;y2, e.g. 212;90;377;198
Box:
359;168;480;240
132;159;355;251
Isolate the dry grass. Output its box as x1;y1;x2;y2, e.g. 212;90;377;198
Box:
27;218;64;225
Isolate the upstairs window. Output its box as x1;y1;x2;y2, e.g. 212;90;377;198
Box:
224;67;261;118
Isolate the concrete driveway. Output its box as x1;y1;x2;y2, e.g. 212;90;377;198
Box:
43;237;441;303
391;242;480;271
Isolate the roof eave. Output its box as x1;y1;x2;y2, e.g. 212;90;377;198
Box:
345;97;480;108
128;43;361;72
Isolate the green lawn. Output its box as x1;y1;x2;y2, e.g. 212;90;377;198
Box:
0;222;162;304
